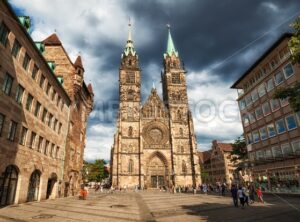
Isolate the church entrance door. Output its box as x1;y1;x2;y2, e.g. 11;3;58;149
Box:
148;154;168;188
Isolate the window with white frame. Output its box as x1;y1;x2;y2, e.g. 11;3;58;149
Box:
251;89;258;102
257;84;266;97
272;146;282;157
275;119;286;134
262;102;271;116
256;150;265;160
281;143;293;156
283;63;294;79
274;71;284;85
255;106;263;119
285;115;297;130
247;133;253;144
264;149;273;159
253;131;260;143
270;99;280;111
291;140;300;153
267;123;276;137
259;127;267;140
249;112;256;123
239;99;246;110
280;98;289;107
266;78;274;92
245;95;252;106
243;114;249;126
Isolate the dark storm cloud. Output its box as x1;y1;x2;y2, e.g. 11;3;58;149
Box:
125;0;300;83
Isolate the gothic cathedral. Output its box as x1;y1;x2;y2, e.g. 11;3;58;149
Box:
111;24;201;189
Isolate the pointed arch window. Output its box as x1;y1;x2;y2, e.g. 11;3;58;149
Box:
177;110;182;120
128;126;133;137
128;159;133;173
127;90;134;101
182;160;187;174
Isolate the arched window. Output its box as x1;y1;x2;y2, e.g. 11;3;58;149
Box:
182;160;187;174
179;128;183;137
128;126;133;137
0;165;19;207
128;159;133;173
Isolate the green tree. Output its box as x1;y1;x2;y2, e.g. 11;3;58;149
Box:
230;135;247;162
86;159;109;182
273;82;300;112
289;16;300;64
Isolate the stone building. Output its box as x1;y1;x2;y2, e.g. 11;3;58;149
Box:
231;33;300;192
111;24;201;189
42;34;94;196
198;141;237;185
0;1;70;206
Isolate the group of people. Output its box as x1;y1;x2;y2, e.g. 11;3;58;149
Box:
230;184;264;209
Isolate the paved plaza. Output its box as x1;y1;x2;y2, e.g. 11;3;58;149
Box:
0;190;300;222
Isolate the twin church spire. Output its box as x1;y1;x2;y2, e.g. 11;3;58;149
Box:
122;22;179;59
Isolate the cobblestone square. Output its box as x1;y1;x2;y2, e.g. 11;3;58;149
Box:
0;190;300;222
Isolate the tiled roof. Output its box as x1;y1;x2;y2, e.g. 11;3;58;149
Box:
43;33;62;46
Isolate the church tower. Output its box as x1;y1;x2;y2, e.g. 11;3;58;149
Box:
111;21;142;187
161;26;200;187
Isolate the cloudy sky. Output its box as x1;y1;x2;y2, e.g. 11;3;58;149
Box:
10;0;300;161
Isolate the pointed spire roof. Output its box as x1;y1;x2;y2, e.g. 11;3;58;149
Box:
164;24;178;58
74;55;84;70
122;19;136;57
43;33;62;46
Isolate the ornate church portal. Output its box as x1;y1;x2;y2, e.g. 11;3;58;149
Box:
111;23;201;188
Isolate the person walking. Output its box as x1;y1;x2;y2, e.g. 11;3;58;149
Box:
230;184;238;208
237;186;245;209
256;187;264;203
79;184;88;200
243;186;250;206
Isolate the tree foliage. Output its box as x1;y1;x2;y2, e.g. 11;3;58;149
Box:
83;159;109;182
273;82;300;112
231;135;247;162
289;16;300;64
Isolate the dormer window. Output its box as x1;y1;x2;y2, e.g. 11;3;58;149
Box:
57;76;64;85
77;68;82;75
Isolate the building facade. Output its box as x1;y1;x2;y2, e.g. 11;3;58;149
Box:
42;34;94;196
232;33;300;192
198;140;245;185
111;25;201;189
0;1;70;206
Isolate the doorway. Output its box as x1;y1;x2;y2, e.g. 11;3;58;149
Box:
27;170;41;202
46;173;57;199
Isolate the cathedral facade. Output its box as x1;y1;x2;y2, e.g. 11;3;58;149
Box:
111;25;201;189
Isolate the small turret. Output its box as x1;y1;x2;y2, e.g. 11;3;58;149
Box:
73;55;84;93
